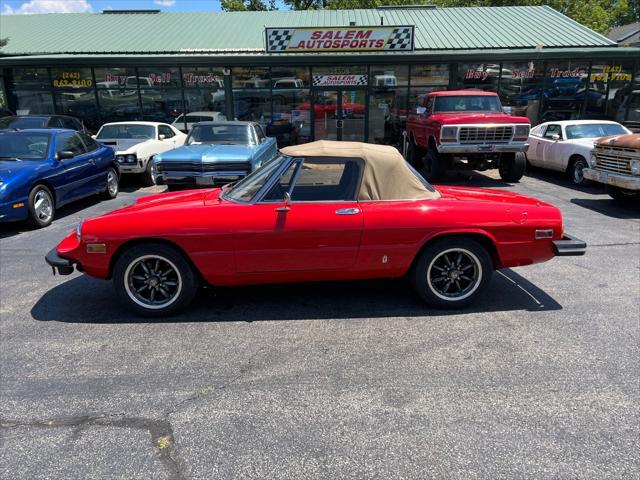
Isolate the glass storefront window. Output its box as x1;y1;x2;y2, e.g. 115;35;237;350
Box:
541;61;589;123
94;67;138;89
233;90;270;128
368;86;409;147
97;88;141;123
183;88;226;118
137;67;181;88
51;67;93;89
270;89;311;146
10;90;54;115
313;65;367;75
457;63;500;91
182;67;226;88
408;86;447;112
499;61;545;125
585;62;634;122
54;90;100;131
271;67;310;89
9;68;50;90
624;67;640;130
232;67;269;89
411;64;449;86
140;88;185;124
369;65;408;87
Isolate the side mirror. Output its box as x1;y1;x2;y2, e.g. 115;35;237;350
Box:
159;134;166;140
91;134;97;140
275;191;291;213
503;106;513;115
551;134;560;141
56;150;74;161
416;106;427;115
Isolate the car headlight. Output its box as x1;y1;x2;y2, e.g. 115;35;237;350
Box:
76;221;83;242
631;160;640;176
589;152;598;168
514;124;530;140
116;155;125;163
126;154;137;164
440;126;458;141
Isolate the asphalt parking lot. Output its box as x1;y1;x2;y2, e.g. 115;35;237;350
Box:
1;169;638;479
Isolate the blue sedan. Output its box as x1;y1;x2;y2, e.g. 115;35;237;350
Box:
0;129;119;228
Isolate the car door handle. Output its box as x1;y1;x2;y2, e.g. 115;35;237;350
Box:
335;208;360;215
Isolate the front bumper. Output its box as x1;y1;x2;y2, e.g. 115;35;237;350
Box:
438;142;529;154
0;196;29;223
552;234;587;256
583;168;640;191
45;248;75;275
156;171;249;186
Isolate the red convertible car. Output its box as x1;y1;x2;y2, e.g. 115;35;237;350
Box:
46;141;585;316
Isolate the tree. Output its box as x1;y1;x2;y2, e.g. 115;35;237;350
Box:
0;38;8;50
220;0;277;11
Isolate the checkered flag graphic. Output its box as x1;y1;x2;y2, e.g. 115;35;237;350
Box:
354;75;368;85
267;29;294;52
385;27;412;51
312;75;324;87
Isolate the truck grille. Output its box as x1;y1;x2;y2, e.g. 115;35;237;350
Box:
593;145;637;175
458;126;513;143
157;161;251;174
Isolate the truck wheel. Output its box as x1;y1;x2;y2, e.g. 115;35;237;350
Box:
424;147;447;182
499;152;526;182
142;158;156;187
607;186;640;204
113;243;199;317
567;156;590;186
405;140;422;168
412;237;493;309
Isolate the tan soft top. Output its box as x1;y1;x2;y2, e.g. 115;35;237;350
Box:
280;141;440;201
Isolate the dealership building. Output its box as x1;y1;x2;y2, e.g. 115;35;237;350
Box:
0;6;638;146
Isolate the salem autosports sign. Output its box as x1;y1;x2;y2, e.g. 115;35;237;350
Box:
266;26;414;53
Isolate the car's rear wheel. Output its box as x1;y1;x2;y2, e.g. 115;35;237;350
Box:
607;185;640;204
499;152;526;182
113;243;198;317
102;167;119;199
412;237;493;309
567;156;590;186
26;184;55;229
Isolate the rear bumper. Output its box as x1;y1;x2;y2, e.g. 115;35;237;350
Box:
583;169;640;191
438;142;529;154
45;248;75;275
552;234;587;256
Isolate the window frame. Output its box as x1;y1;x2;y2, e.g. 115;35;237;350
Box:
158;124;175;139
543;124;563;139
55;131;87;156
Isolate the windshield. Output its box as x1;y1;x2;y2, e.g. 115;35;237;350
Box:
433;95;502;113
565;123;628;139
173;115;215;124
0;116;48;129
224;156;286;203
0;132;51;160
97;124;155;140
187;124;251;145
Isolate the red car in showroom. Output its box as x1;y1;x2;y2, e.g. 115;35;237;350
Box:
46;141;585;316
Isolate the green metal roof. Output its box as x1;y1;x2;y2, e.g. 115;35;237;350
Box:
0;6;617;57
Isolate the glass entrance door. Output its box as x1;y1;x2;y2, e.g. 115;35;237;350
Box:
313;89;365;142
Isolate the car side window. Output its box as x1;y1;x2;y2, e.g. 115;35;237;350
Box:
80;133;100;152
49;117;65;128
56;132;87;156
254;125;266;143
158;125;174;139
289;158;362;202
262;161;300;202
543;124;562;139
61;117;81;131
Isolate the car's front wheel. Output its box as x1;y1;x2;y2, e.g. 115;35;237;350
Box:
499;152;526;182
26;184;55;229
567;156;590;186
607;185;640;204
412;237;493;309
113;243;199;317
142;158;156;187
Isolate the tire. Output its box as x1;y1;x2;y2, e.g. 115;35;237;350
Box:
113;243;199;317
423;147;447;182
141;158;156;187
412;237;493;309
26;184;55;229
607;185;640;204
102;167;119;199
499;152;526;182
405;140;422;168
567;156;590;186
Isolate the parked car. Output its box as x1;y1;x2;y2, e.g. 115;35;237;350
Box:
46;140;585;316
95;122;187;186
153;121;278;189
584;133;640;203
527;120;631;185
0;129;118;228
171;111;226;133
0;114;90;134
405;90;531;182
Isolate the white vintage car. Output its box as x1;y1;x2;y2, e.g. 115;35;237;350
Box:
171;111;226;133
527;120;631;185
95;122;186;185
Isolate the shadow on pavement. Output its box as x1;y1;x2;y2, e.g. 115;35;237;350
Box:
571;198;640;220
524;166;603;194
31;268;561;324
